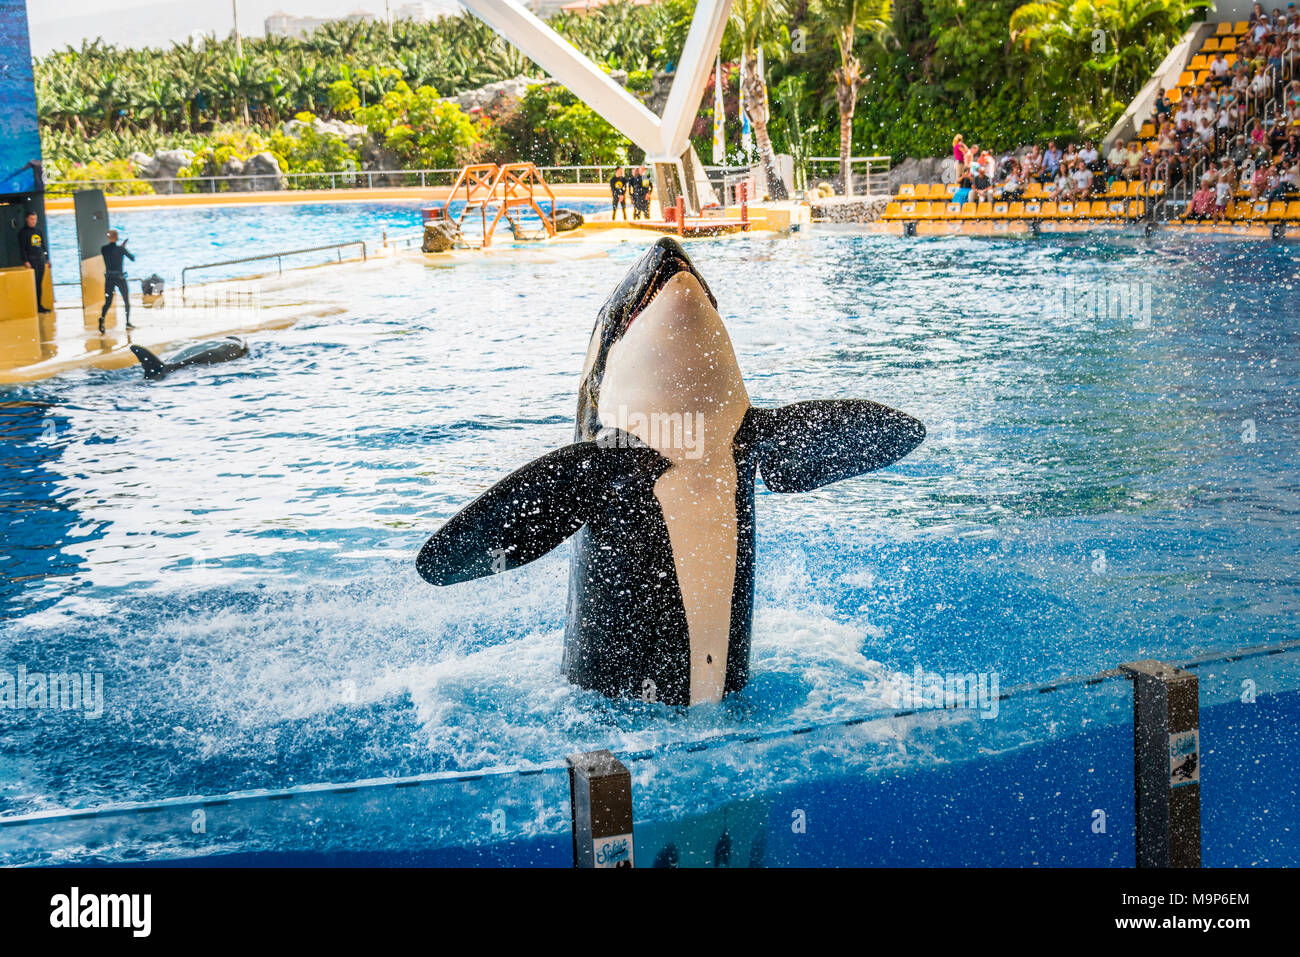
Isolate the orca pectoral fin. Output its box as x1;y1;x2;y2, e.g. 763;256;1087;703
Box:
417;440;646;586
753;400;926;493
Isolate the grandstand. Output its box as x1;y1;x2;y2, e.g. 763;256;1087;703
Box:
881;6;1300;238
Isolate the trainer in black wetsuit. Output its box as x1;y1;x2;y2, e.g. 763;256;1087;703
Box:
98;229;135;333
628;165;654;220
16;212;51;314
609;166;628;221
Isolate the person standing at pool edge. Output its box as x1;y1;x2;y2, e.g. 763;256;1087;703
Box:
630;166;653;220
609;166;628;220
98;229;135;334
17;212;51;315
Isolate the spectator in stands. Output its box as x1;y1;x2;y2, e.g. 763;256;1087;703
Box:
1153;89;1173;124
1047;163;1073;200
1106;139;1128;179
1211;51;1231;88
1023;145;1043;181
997;162;1025;201
1188;180;1217;219
1080;140;1102;172
1214;169;1234;220
1270;161;1300;197
952;166;974;205
1250;64;1273;100
1250;159;1275;199
1041;141;1062;182
1124;140;1145;180
953;134;969;165
1071;159;1094;199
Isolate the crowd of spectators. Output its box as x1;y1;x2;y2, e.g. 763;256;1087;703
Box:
941;6;1300;216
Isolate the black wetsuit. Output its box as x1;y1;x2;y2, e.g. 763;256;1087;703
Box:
17;224;49;312
99;241;136;326
629;173;653;220
609;172;628;220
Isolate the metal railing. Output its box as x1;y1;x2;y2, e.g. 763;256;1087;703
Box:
807;155;893;196
180;240;366;293
46;164;623;196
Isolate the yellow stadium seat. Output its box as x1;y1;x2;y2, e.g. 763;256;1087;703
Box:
1221;38;1236;52
975;202;994;218
941;183;958;198
1215;21;1232;35
1225;53;1237;66
1251;201;1269;219
1177;70;1195;87
939;202;961;219
1025;182;1045;199
960;202;977;218
884;202;901;219
1149;181;1165;196
898;184;916;198
1139;122;1156;139
1131;201;1145;218
1040;201;1057;218
1191;54;1209;69
898;201;917;217
1287;201;1300;221
1086;201;1107;217
1055;201;1075;218
1233;21;1248;35
1204;39;1221;52
992;201;1009;218
1008;201;1025;218
914;201;935;219
1195;70;1211;84
1168;86;1183;101
1267;201;1288;220
1107;200;1128;217
912;183;930;199
1024;201;1042;218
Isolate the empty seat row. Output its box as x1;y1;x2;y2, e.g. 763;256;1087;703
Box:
1213;21;1250;37
1180;199;1300;222
883;200;1148;221
895;181;1164;201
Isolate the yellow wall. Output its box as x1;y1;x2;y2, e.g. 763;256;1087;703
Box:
0;264;49;321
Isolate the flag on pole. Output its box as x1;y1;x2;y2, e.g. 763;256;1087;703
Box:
712;53;725;166
739;51;752;160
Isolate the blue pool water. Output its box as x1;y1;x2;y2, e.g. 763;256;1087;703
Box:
42;198;608;286
2;222;1299;860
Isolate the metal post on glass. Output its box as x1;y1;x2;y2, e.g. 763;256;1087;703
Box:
567;749;634;868
1120;659;1201;868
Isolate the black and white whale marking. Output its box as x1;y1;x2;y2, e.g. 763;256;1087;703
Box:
130;337;249;380
417;237;925;706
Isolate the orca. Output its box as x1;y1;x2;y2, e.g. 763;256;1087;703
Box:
129;337;249;380
416;237;925;706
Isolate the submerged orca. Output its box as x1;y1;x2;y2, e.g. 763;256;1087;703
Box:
417;237;925;706
129;337;249;380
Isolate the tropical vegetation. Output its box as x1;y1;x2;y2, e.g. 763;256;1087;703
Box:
33;0;1212;194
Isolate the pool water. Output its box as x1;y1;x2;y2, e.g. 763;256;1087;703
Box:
2;226;1299;829
42;198;609;287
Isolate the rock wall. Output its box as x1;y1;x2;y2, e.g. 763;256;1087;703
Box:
809;195;893;223
130;149;195;194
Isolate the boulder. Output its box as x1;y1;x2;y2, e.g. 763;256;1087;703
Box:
361;142;404;186
444;75;544;115
422;220;463;253
552;208;584;232
282;116;368;148
243;152;287;191
131;148;194;194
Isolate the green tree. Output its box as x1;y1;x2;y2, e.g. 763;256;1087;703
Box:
354;81;484;169
817;0;892;195
729;0;791;200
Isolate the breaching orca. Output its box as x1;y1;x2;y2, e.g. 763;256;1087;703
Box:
129;337;249;380
417;237;925;706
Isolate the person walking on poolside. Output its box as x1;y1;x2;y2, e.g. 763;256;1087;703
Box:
16;211;51;315
608;165;629;220
98;229;135;334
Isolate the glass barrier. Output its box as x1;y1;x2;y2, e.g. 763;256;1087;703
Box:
1;643;1296;867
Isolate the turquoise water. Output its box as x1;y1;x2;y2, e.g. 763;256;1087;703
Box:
2;227;1298;829
43;198;606;286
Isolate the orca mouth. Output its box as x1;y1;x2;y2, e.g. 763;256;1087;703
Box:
600;237;717;345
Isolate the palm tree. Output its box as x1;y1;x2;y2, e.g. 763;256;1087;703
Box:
729;0;790;201
818;0;892;196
